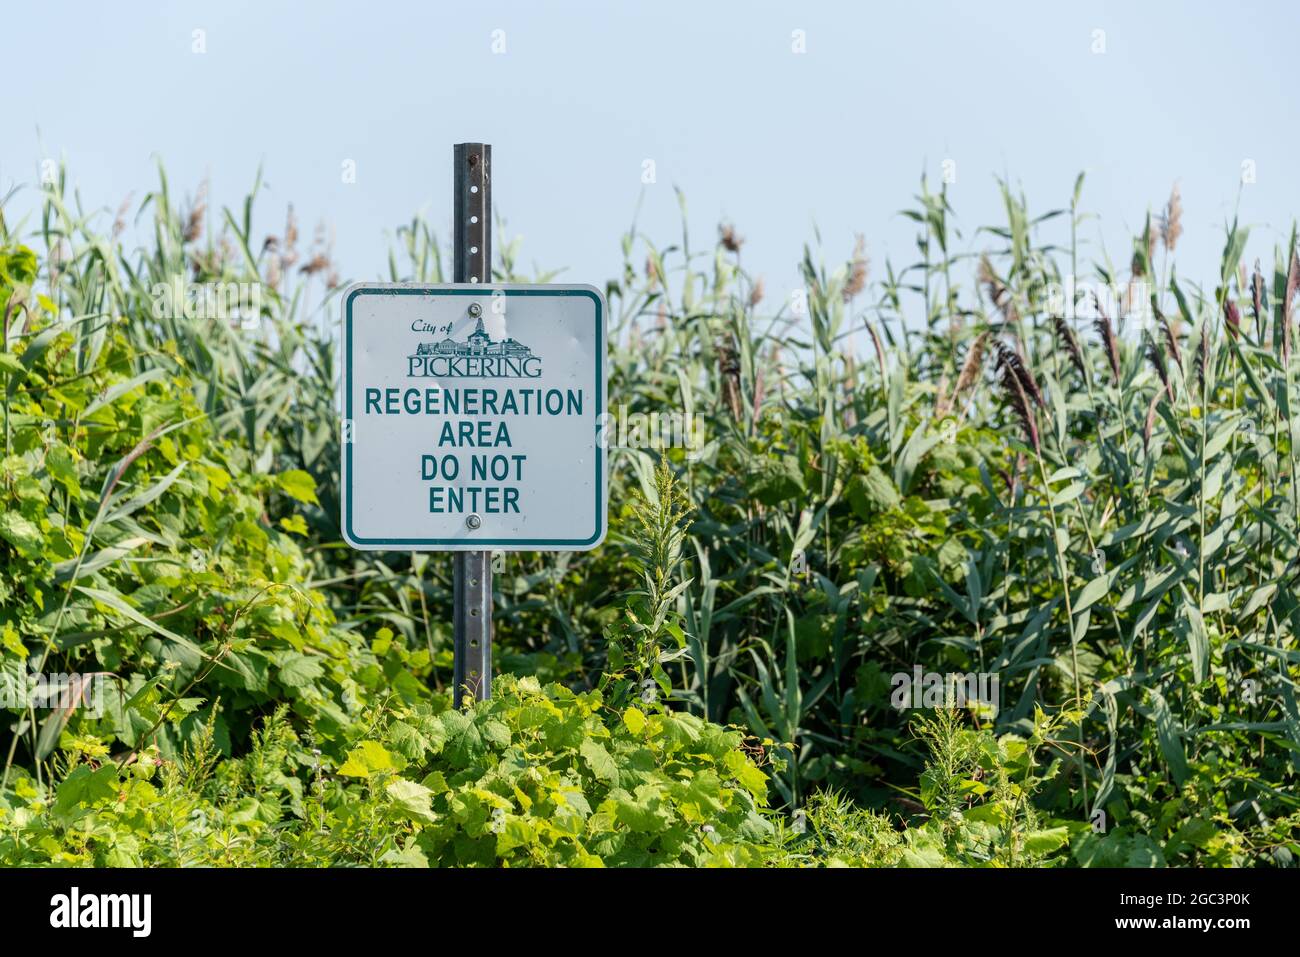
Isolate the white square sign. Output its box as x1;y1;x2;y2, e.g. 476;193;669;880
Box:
340;283;607;551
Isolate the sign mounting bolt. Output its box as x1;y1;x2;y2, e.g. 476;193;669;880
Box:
465;514;482;530
468;302;482;318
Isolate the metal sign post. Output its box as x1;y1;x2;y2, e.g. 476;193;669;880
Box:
451;142;493;707
339;142;607;711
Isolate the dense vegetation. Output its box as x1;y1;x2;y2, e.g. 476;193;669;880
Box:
1;168;1297;866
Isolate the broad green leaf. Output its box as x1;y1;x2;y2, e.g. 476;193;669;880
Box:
276;653;325;689
1023;826;1070;854
622;706;646;735
386;778;436;824
337;740;397;777
278;469;319;505
52;765;119;823
0;511;43;557
579;738;619;784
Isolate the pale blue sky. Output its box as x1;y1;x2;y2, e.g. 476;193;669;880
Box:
4;0;1297;323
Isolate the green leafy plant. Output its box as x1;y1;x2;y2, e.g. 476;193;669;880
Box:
3;160;1300;867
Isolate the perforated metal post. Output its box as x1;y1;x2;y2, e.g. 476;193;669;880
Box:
452;143;493;706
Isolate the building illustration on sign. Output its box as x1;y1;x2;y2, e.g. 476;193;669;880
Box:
407;316;542;378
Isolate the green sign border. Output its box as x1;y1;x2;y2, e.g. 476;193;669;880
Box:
343;285;605;549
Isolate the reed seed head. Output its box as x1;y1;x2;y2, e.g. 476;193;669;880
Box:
843;234;869;302
719;222;744;254
1160;184;1183;252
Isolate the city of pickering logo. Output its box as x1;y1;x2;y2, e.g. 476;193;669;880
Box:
408;315;541;378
